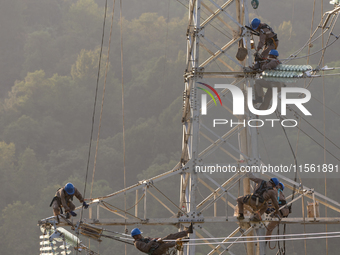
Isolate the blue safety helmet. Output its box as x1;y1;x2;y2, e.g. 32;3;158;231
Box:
270;178;279;187
64;183;75;195
269;49;279;57
251;18;261;30
131;228;142;237
279;182;285;190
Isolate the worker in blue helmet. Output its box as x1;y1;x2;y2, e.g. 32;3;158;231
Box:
250;18;279;59
50;183;89;219
265;182;290;241
237;173;281;222
251;49;281;72
131;224;193;255
252;49;283;110
252;49;284;111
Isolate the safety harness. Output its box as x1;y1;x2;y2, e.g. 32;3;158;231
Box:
49;188;64;214
277;189;289;218
242;180;273;211
49;188;74;214
253;180;273;203
137;238;159;255
259;24;278;49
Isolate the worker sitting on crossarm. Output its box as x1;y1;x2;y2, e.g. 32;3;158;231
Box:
237;173;281;221
265;182;290;240
50;183;89;218
250;18;279;59
132;224;193;255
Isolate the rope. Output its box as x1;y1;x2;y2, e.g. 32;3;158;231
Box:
307;0;316;64
321;3;329;254
101;201;143;220
275;111;298;204
118;0;128;253
163;0;170;75
81;0;108;220
90;0;116;200
125;193;145;211
311;95;340;118
79;2;109;254
318;13;339;67
151;183;189;216
100;234;134;245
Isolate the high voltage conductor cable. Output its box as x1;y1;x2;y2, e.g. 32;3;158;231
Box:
287;107;340;151
283;20;338;64
164;231;340;241
81;0;108;224
317;11;339;67
181;234;340;246
281;32;340;61
275;110;298;207
280;115;340;162
284;13;335;63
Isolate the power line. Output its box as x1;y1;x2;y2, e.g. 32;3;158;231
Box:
182;234;340;246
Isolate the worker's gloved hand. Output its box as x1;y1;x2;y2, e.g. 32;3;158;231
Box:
270;212;281;219
265;208;275;214
70;211;77;217
83;202;89;209
65;212;71;219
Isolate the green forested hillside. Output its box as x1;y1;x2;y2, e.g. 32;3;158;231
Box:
0;0;339;254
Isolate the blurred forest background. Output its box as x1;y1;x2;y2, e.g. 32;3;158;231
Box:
0;0;339;254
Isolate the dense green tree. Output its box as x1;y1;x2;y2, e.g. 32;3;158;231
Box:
0;201;38;254
0;1;338;254
15;148;47;203
0;142;16;210
22;30;59;78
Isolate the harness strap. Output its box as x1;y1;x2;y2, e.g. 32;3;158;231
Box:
271;38;278;49
49;196;63;214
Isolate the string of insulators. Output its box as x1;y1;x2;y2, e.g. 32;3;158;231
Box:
275;64;313;72
261;64;313;79
260;76;299;83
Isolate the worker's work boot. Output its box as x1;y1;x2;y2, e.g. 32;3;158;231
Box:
237;213;245;220
185;223;193;234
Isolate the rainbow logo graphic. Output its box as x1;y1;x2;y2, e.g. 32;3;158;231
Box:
198;82;222;115
197;82;222;106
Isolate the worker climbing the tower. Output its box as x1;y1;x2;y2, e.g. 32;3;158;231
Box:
250;18;279;59
132;224;193;255
253;49;285;109
265;182;290;240
237;173;281;221
50;182;89;219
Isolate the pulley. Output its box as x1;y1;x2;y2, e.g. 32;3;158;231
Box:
251;0;259;9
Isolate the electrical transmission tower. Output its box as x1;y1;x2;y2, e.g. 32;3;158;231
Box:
39;1;340;255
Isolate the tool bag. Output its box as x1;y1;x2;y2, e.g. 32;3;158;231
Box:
236;38;248;61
